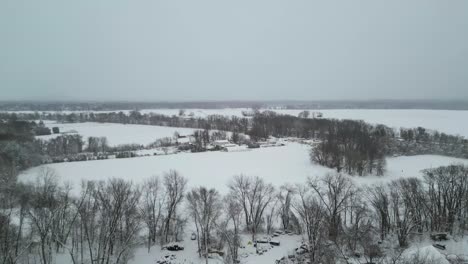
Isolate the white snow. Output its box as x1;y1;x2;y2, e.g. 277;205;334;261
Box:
353;155;468;186
125;232;301;264
35;122;198;146
14;110;468;264
402;245;450;264
19;143;468;195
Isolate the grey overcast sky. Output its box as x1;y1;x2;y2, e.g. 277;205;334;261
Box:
0;0;467;101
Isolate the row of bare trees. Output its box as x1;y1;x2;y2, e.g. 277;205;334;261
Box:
0;169;189;264
2;165;468;264
287;166;468;263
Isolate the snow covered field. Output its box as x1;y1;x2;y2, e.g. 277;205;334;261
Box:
19;143;468;194
35;122;197;146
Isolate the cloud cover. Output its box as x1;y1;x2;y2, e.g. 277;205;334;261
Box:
1;0;467;101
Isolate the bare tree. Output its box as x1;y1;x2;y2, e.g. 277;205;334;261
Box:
228;175;275;241
140;176;165;252
293;184;328;264
162;170;187;244
218;195;243;264
343;194;371;253
265;196;278;235
28;167;61;264
423;165;468;233
186;187;222;263
389;179;417;248
309;173;356;242
76;179;141;264
367;185;391;241
278;184;296;231
228;175;251;230
0;166;32;264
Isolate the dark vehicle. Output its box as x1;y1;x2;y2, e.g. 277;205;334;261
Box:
270;240;280;246
433;244;446;250
430;233;448;241
163;244;184;251
247;142;260;149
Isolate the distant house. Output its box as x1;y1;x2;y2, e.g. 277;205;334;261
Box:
301;139;321;145
267;137;278;144
241;110;256;117
221;144;248;152
309;111;323;118
213;139;230;147
62;129;79;135
177;137;191;145
177;135;194;145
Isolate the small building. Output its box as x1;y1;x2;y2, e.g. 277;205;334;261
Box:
222;144;249;152
177;137;191;145
213;139;230;147
301;139;321;145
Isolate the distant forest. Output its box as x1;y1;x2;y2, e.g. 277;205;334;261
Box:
1;99;468;111
2;110;468;177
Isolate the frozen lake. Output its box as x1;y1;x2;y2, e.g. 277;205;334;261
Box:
20;143;468;194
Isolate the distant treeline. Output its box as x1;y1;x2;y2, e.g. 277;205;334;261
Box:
2;111;468;176
0;118;44;173
2;99;468;111
390;127;468;158
2;166;468;263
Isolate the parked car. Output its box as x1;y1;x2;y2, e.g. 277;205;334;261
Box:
430;233;448;241
163;243;184;251
270;240;280;246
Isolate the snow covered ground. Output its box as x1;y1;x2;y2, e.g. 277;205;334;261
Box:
17;112;468;264
35;122;197;146
19;143;468;195
53;229;303;264
18;142;468;263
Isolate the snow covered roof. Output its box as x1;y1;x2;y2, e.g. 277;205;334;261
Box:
214;139;231;146
223;145;248;152
177;137;191;144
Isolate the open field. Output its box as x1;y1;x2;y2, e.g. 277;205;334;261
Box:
35;122;197;146
19;143;468;195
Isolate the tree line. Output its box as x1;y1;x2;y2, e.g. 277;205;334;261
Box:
2;165;468;264
3;111;468;175
391;127;468;158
